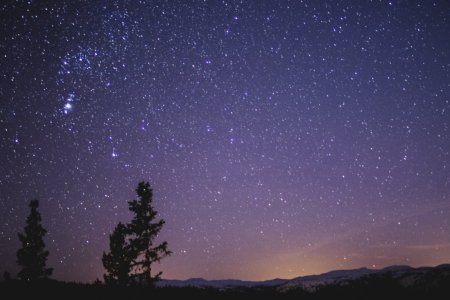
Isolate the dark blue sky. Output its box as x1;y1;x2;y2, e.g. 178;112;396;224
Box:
1;0;449;282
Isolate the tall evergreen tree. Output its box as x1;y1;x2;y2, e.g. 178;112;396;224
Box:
16;200;53;281
127;182;171;284
102;222;132;286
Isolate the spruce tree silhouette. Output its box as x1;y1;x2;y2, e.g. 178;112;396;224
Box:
102;222;132;286
127;181;171;285
102;182;171;286
16;200;53;281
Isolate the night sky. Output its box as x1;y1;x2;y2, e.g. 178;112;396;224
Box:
1;0;450;283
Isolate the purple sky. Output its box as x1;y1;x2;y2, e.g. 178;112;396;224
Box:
1;0;449;282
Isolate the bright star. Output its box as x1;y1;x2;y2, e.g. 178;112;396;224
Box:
64;103;72;114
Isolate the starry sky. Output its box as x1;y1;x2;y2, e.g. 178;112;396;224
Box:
1;0;450;283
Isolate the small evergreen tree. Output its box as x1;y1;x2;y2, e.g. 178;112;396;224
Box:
102;222;132;286
16;200;53;281
127;182;171;284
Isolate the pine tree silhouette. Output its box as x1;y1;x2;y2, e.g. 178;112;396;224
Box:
16;200;53;281
127;182;171;284
102;222;132;286
102;182;171;286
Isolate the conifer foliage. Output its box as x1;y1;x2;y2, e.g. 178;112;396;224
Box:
102;182;171;286
102;222;132;285
16;200;53;281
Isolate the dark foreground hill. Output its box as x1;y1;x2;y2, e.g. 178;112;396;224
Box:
1;264;449;299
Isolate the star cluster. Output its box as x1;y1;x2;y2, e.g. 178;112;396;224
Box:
1;0;449;282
